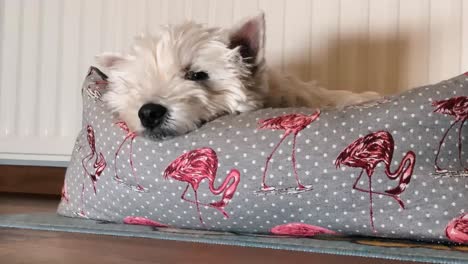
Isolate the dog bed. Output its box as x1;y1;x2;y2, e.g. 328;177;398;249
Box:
57;67;468;244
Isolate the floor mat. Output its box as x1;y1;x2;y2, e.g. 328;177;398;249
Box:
0;213;466;263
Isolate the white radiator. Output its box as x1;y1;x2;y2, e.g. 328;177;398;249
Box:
0;0;467;165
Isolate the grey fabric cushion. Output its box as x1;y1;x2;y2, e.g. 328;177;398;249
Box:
58;67;468;244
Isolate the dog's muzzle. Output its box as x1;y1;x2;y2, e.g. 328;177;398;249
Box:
138;103;167;129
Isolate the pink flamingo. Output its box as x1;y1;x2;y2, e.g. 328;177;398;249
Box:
270;223;337;237
61;183;69;203
432;96;468;173
95;80;108;85
258;110;321;191
163;147;241;225
114;121;146;192
79;125;107;216
84;78;108;101
445;213;468;244
335;131;416;232
123;216;169;228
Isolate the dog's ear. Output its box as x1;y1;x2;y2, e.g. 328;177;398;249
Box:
95;52;128;68
229;12;265;67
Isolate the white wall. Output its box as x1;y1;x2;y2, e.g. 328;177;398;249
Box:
0;0;467;163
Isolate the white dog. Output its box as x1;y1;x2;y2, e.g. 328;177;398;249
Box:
97;13;380;140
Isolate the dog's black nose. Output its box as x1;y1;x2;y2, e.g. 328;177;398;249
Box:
138;103;167;128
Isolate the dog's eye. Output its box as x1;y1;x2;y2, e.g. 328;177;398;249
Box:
185;71;209;81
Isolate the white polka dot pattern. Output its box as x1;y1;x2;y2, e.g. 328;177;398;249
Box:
57;67;468;243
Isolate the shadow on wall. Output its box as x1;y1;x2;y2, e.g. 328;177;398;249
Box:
270;30;431;96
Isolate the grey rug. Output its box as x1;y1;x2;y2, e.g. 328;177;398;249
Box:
0;213;467;264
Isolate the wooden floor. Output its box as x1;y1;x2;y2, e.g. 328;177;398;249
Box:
0;193;423;264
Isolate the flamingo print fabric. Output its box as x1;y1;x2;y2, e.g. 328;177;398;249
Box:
58;67;468;244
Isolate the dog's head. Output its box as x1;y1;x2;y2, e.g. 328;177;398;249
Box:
96;14;267;140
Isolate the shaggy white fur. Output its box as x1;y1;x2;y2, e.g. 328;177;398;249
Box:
96;13;381;140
